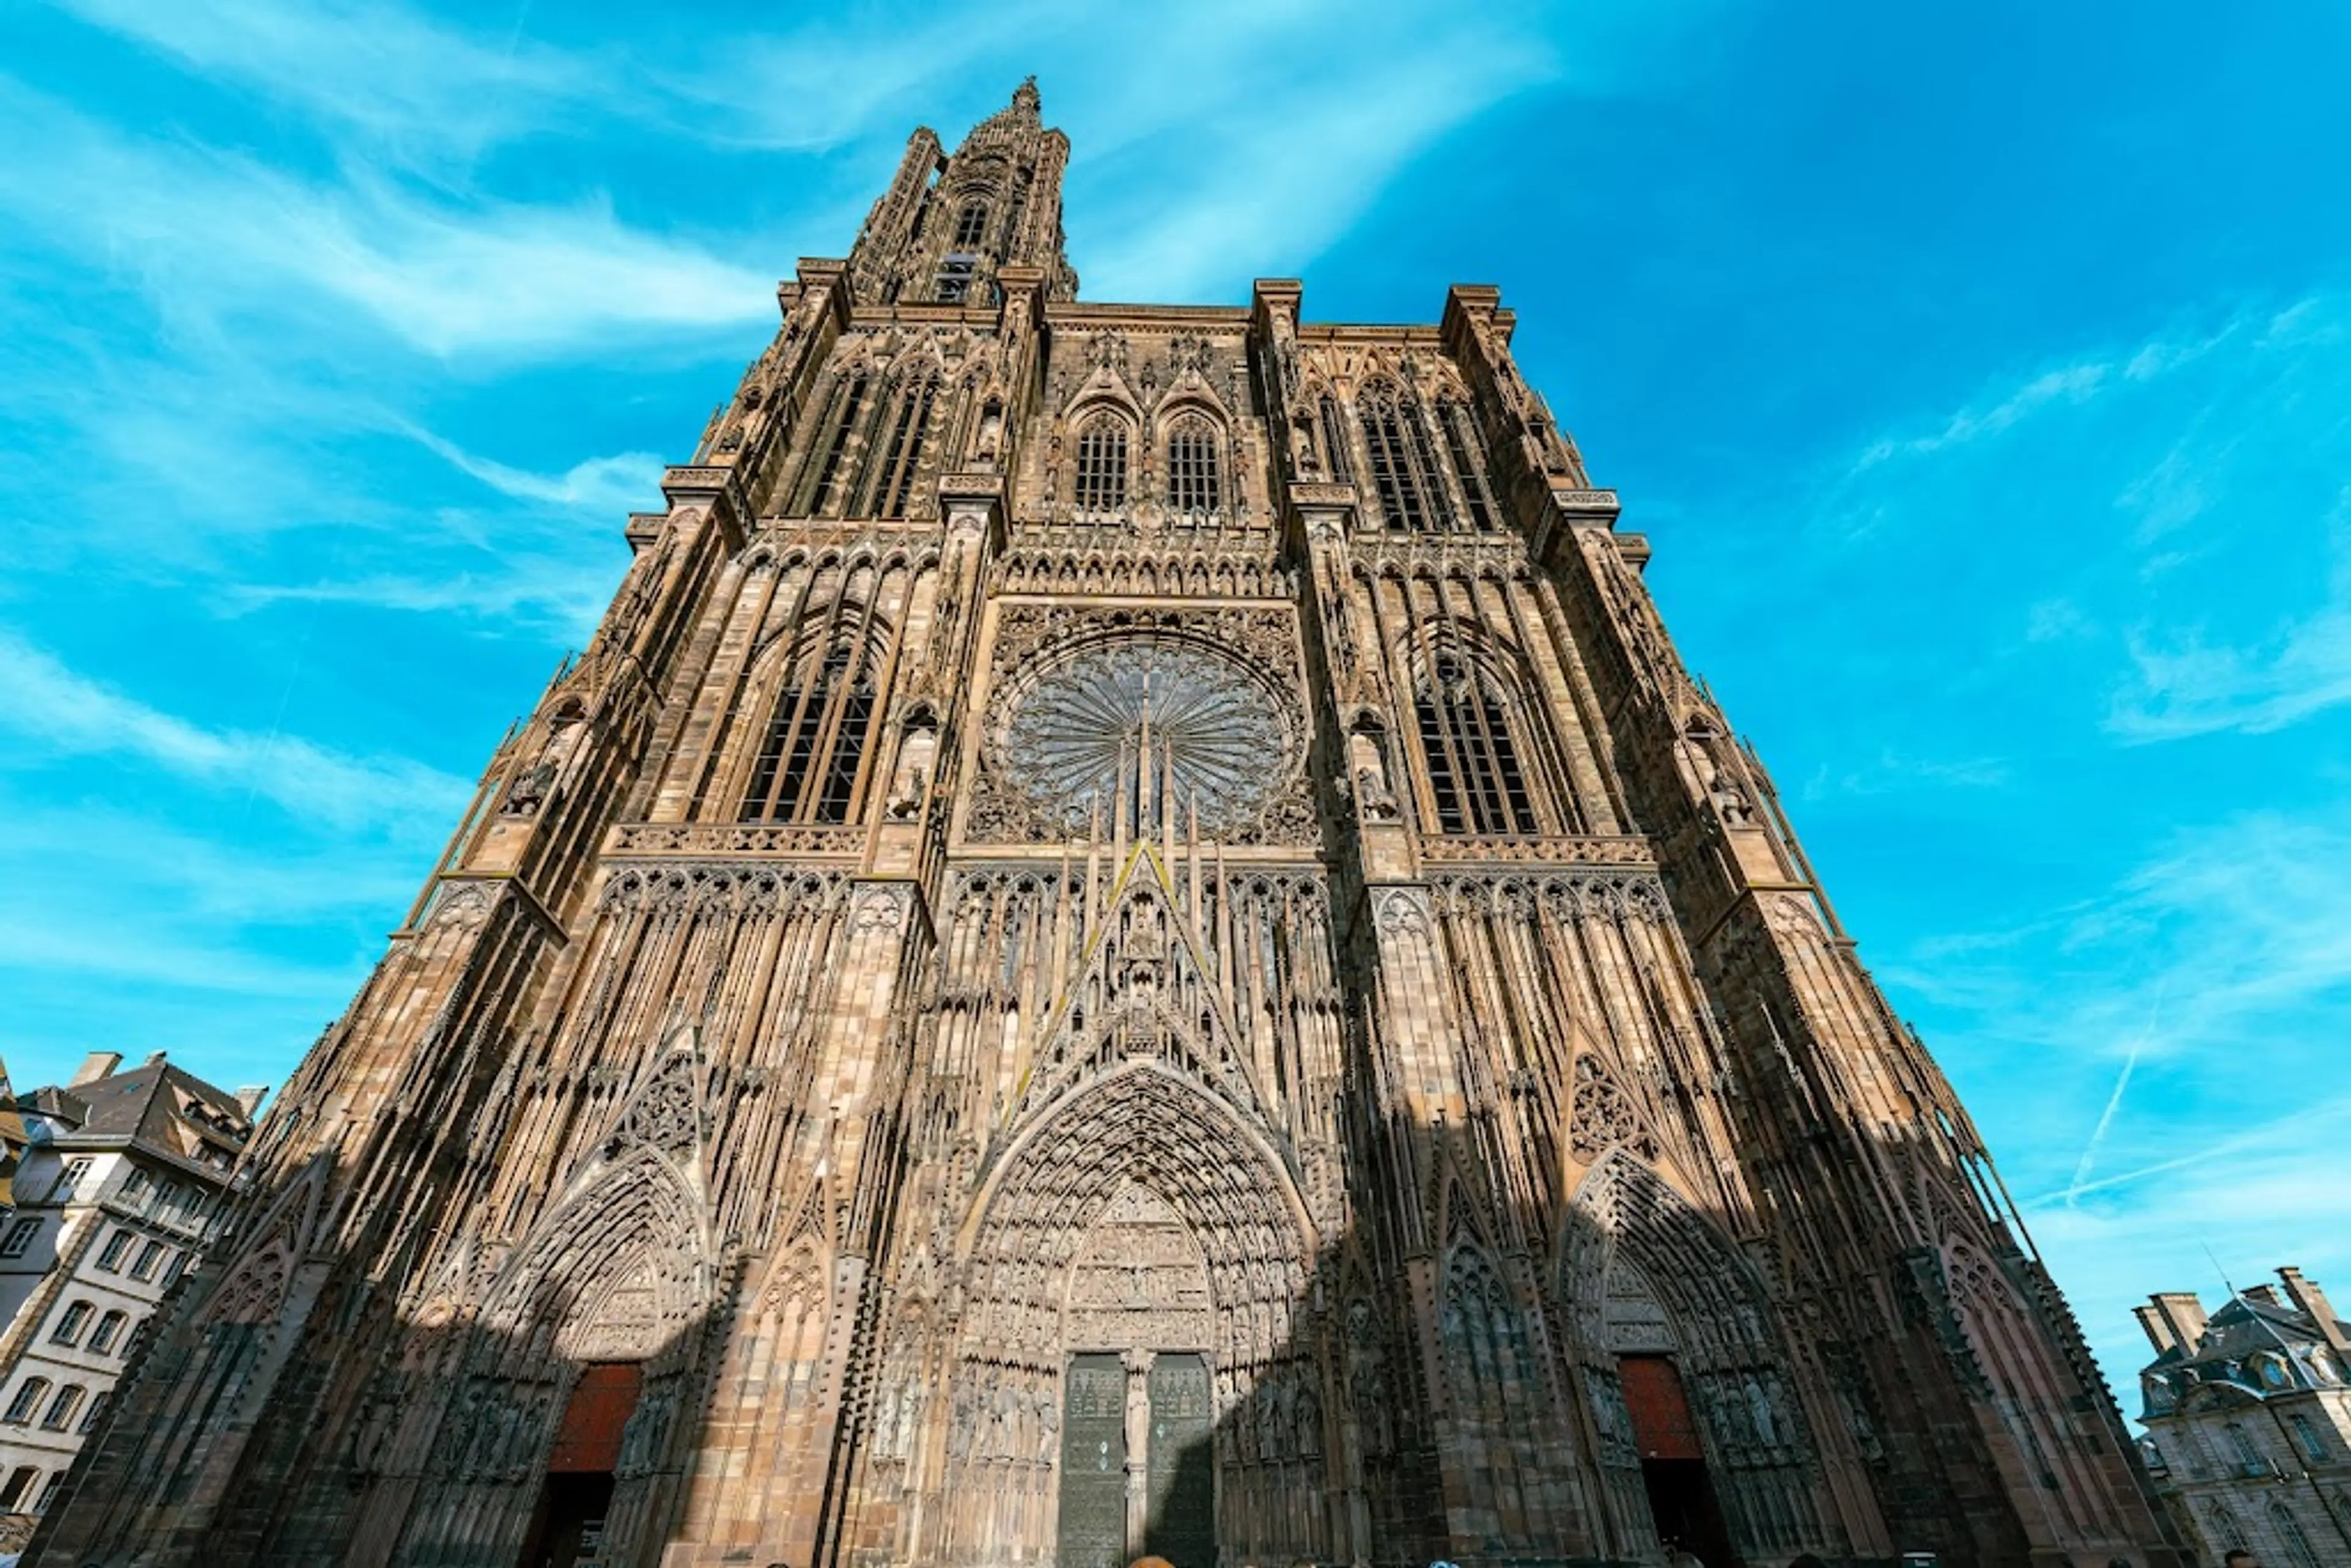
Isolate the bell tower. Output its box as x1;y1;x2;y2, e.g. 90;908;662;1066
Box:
848;77;1078;308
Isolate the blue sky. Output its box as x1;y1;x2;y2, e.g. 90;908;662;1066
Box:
2;0;2347;1409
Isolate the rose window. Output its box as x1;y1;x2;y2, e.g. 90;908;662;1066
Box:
996;638;1289;836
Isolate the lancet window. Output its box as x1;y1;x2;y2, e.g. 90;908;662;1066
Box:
1073;413;1131;513
863;374;938;518
1318;394;1352;482
1359;385;1456;533
953;200;989;249
740;618;887;825
802;370;871;516
1414;651;1537;835
1165;413;1222;516
1438;399;1501;531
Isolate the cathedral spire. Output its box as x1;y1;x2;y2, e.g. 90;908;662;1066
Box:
847;77;1076;308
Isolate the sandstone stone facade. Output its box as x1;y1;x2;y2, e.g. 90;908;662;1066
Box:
34;83;2185;1568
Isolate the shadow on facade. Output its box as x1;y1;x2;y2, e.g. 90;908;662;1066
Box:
28;1047;2169;1568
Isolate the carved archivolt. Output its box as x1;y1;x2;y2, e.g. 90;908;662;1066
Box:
1562;1152;1823;1559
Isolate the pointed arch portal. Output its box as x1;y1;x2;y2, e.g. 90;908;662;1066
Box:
934;1060;1322;1568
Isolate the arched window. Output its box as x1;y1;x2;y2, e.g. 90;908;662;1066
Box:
0;1466;36;1510
863;374;937;518
49;1300;91;1346
1318;394;1352;482
39;1385;83;1431
1415;652;1537;835
88;1310;126;1355
4;1378;48;1425
1165;413;1222;516
740;630;882;825
1073;413;1130;513
804;370;871;516
1358;386;1455;533
1438;399;1500;531
953;199;988;249
2270;1502;2321;1568
76;1389;107;1435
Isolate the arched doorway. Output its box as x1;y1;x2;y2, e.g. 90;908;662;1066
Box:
1563;1152;1828;1565
929;1061;1325;1568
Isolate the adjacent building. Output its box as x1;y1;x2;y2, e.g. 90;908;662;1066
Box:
0;1052;259;1550
2137;1269;2351;1567
37;83;2185;1568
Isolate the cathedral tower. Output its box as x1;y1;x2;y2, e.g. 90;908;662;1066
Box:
35;86;2184;1568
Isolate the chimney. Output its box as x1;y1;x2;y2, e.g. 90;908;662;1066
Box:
2278;1268;2351;1354
69;1051;121;1087
235;1085;270;1119
2244;1284;2283;1308
142;1051;167;1068
2151;1291;2209;1355
2135;1304;2177;1356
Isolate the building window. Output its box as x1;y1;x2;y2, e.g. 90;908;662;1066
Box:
1437;400;1500;531
1415;653;1539;836
1073;413;1130;513
1318;394;1352;482
953;200;988;249
1358;386;1455;533
129;1241;165;1281
162;1251;189;1289
2227;1420;2266;1475
1165;414;1223;516
2289;1411;2330;1461
50;1300;92;1346
2271;1501;2321;1568
54;1158;92;1200
39;1385;84;1432
77;1389;108;1435
740;637;880;827
934;254;977;304
864;375;938;519
31;1470;62;1515
0;1465;37;1510
4;1379;48;1425
89;1310;126;1355
2;1218;41;1258
121;1169;150;1200
96;1229;132;1272
803;371;871;516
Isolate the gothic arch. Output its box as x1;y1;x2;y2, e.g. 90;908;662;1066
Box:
932;1060;1325;1567
1562;1150;1826;1561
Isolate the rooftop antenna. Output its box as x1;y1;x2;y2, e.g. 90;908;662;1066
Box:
2203;1242;2241;1301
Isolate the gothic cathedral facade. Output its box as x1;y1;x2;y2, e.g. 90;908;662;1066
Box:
37;85;2183;1568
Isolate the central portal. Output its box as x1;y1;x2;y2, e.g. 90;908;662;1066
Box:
1054;1351;1216;1568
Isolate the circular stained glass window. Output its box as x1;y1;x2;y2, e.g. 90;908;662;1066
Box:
996;638;1289;836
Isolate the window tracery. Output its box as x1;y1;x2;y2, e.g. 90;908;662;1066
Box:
803;370;871;516
1359;384;1455;533
740;618;888;825
1438;398;1501;531
1414;651;1537;835
1164;412;1222;517
863;373;938;518
1072;412;1130;514
953;199;989;249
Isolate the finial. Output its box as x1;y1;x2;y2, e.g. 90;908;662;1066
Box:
1014;75;1040;115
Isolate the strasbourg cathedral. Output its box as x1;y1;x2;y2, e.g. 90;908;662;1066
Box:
36;84;2187;1568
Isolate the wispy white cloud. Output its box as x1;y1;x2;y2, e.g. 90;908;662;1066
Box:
1801;747;2010;799
0;81;773;358
406;427;664;514
1851;362;2110;471
0;629;468;830
44;0;604;162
